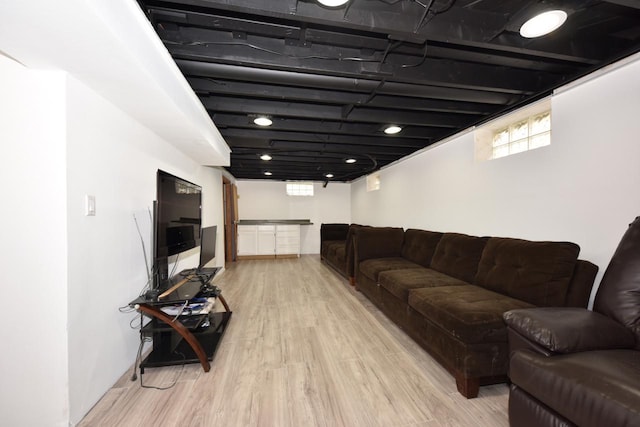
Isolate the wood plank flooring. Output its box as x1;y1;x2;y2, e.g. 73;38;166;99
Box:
79;255;509;426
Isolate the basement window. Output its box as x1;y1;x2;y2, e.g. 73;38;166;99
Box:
475;99;551;161
492;111;551;159
286;182;314;196
366;172;380;192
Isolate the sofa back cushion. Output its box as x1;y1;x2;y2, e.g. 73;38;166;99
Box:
320;223;350;242
430;233;488;283
355;227;405;261
401;229;443;268
475;237;580;307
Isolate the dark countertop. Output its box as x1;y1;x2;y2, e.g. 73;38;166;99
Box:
237;219;313;225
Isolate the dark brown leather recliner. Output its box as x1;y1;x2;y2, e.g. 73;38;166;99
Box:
503;217;640;427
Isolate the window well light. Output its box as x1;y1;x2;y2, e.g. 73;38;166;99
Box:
345;158;357;164
325;173;334;178
384;125;402;135
264;171;272;176
520;10;567;38
260;154;272;161
254;116;273;126
317;0;350;7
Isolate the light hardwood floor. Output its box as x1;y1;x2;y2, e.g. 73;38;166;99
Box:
80;255;509;426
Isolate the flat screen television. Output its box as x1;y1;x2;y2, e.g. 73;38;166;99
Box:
199;225;217;270
154;170;202;287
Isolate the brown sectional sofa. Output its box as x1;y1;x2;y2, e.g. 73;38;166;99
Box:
320;223;350;274
353;226;598;398
320;223;366;285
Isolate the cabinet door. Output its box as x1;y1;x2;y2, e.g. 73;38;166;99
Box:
257;225;276;255
276;224;300;255
237;225;258;255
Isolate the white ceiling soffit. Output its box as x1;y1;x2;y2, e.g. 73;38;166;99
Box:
0;0;230;166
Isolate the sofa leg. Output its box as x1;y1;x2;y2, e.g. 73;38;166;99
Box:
349;276;356;287
455;373;479;399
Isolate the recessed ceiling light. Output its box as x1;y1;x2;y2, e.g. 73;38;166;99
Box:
345;158;357;164
260;154;272;161
325;173;334;178
317;0;350;7
384;125;402;135
520;10;567;38
264;171;272;176
254;116;273;126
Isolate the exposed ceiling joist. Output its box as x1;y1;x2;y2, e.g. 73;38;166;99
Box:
176;59;522;104
137;0;640;182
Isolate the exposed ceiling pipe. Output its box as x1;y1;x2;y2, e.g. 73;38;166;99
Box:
175;59;518;105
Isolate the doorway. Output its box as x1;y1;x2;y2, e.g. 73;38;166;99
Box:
222;177;238;265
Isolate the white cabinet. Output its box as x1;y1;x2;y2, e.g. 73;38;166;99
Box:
276;224;300;256
257;225;276;255
237;225;258;256
237;223;300;258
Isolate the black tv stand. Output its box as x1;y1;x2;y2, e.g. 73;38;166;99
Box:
130;268;231;374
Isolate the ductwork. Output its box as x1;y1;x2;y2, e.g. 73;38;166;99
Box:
175;59;519;105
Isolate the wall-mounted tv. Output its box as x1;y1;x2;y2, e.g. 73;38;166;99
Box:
155;169;202;259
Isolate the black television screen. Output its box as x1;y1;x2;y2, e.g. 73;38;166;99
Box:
156;170;202;258
199;225;217;270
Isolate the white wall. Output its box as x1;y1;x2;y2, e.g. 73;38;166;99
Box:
0;55;227;426
0;56;70;426
352;55;640;300
65;76;226;425
236;180;351;253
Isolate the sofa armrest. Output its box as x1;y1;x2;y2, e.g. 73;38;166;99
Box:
504;307;636;354
345;225;367;277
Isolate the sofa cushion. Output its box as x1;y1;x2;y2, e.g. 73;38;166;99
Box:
510;349;640;427
358;258;423;282
430;233;489;283
322;240;344;259
320;223;350;242
475;237;580;307
408;285;534;343
334;245;346;264
355;226;405;261
379;268;468;302
400;229;443;267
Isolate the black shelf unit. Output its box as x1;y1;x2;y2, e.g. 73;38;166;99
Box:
139;310;232;372
130;267;231;374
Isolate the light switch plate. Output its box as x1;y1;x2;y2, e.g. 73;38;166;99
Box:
85;195;96;216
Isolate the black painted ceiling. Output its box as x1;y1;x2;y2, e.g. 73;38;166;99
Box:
137;0;640;182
